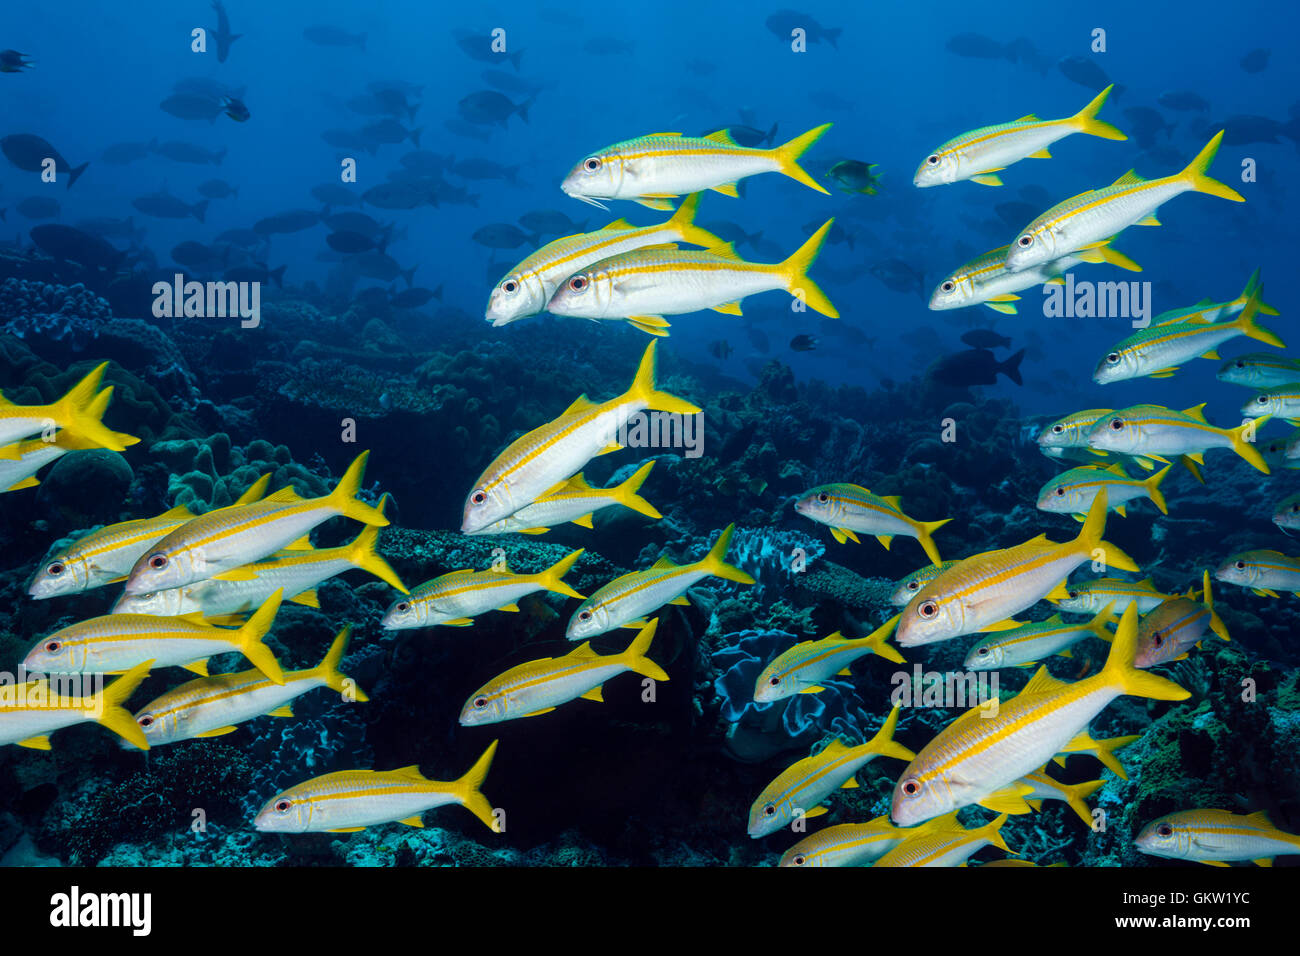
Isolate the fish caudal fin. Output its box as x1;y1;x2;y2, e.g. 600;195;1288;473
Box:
866;703;915;762
1087;601;1119;641
1103;604;1191;701
625;341;701;415
313;625;369;701
979;813;1014;854
1241;268;1280;316
911;517;952;565
1063;779;1105;827
452;739;500;832
1201;570;1230;642
666;192;724;249
613;461;662;520
91;659;153;751
537;548;585;599
1144;464;1172;515
779;220;839;318
51;363;138;451
1230;414;1271;473
346;494;407;592
998;348;1026;386
1070;84;1127;141
619;617;669;682
235;589;286;684
1179;131;1245;202
1233;288;1285;348
327;451;391;526
1075;490;1140;572
771;122;832;194
862;613;906;665
698;523;756;584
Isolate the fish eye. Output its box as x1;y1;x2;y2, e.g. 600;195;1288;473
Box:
763;804;776;816
44;640;60;653
1106;352;1120;364
395;602;410;613
578;609;592;621
1017;235;1033;248
275;800;292;813
768;676;780;686
46;562;65;576
926;155;939;165
817;492;829;503
1051;424;1064;433
138;715;154;727
1235;560;1246;570
583;157;602;172
1235;361;1245;368
791;854;807;866
471;490;487;505
918;601;939;619
1054;487;1065;496
976;646;989;656
1256;395;1269;405
1152;632;1165;647
502;279;518;294
1109;418;1124;430
148;553;168;570
473;696;488;709
568;275;588;292
900;778;922;796
1156;823;1173;837
907;581;921;592
940;280;955;293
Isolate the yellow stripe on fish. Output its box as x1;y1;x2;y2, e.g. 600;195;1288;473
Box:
795;482;951;563
873;812;1013;867
1215;548;1300;596
466;462;661;536
753;614;905;702
779;816;914;867
0;660;151;751
1135;809;1300;866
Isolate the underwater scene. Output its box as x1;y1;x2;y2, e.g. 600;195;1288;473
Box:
1;0;1299;875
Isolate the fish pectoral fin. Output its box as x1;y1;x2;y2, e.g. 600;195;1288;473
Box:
195;726;239;737
840;776;859;789
986;294;1021;302
976;785;1036;815
211;567;259;581
1254;858;1274;867
668;595;690;606
874;534;893;550
803;805;830;818
1136;214;1161;226
836;668;852;676
182;659;210;676
399;816;425;828
519;526;550;535
986;301;1018;314
580;685;604;702
710;300;743;315
1148;368;1179;378
282;535;314;551
498;603;521;612
327;827;367;833
626;315;671;337
830;526;860;544
442;617;475;626
1199;349;1221;360
16;735;51;750
970;174;1003;186
289;589;320;607
797;685;826;694
710;182;740;197
521;707;557;718
1200;860;1232;867
267;704;294;718
1027;147;1052;159
570;513;594;529
620;618;650;629
1115;505;1127;517
980;618;1026;632
6;477;39;491
633;198;676;211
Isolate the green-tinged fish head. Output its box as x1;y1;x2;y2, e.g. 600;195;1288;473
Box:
1217;353;1298;389
124;541;200;594
895;587;966;647
1240;390;1287;419
22;629;86;674
254;788;314;833
928;270;978;310
753;653;801;703
545;266;615;319
381;593;428;630
561;146;621;206
1050;584;1094;613
1134;815;1195;860
28;551;93;600
793;484;853;528
913;148;960;188
1213;552;1265;591
748;785;801;839
462;476;521;534
1005;220;1060;271
486;269;548;327
130;701;186;748
1133;598;1202;668
1086;409;1147;455
1093;345;1139;385
565;597;611;641
891;758;960;826
1036;472;1093;514
963;638;1006;670
1273;494;1300;530
459;683;509;726
1038;410;1110;449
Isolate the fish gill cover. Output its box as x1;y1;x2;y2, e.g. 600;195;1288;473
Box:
0;0;1295;877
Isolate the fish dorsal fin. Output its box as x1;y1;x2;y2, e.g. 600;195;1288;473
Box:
263;486;302;504
637;242;680;251
1111;169;1145;187
1014;113;1039;122
1244;810;1274;828
563;394;597;416
1181;403;1209;422
561;472;594;493
1022;665;1067;696
652;556;678;570
282;535;313;551
705;241;741;261
820;738;852;757
1046;613;1064;624
392;765;427;782
703;128;739;146
646;132;682;137
882;495;903;509
234;474;273;505
569;641;601;659
159;504;196;519
598;218;633;232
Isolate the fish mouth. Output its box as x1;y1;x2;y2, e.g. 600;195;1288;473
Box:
562;186;609;210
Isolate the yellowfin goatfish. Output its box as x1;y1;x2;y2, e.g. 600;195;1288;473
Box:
113;514;405;618
0;362;134;453
1152;269;1278;327
929;240;1139;314
1215;549;1300;597
1135;809;1300;866
130;626;367;747
1087;404;1270;474
891;560;961;605
560;124;832;210
794;482;951;563
1005;132;1244;271
748;705;914;838
460;618;668;725
124;451;389;594
964;605;1116;670
566;524;753;640
545;222;839;337
1134;572;1228;669
382;549;584;629
896;491;1137;647
255;739;499;833
1094;291;1281;384
891;603;1189;826
485;193;723;326
466;462;661;536
1051;576;1175;615
915;86;1125;188
461;342;699;533
0;406;138;493
753;614;905;702
23;590;286;683
1274;493;1300;530
874;812;1013;867
1242;384;1300;423
1035;464;1170;518
1019;771;1105;827
779;816;913;867
29;475;272;599
1038;408;1113;451
1217;352;1300;390
0;660;151;751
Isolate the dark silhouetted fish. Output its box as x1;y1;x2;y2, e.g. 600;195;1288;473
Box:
1158;89;1209;111
459;90;531;127
451;158;521;183
1;134;88;188
16;197;58;220
171;240;223;269
152;140;226;164
455;30;523;69
444;118;493;142
324;211;388;237
790;335;818;352
351;251;415;285
210;1;241;63
481;69;540;96
1122;107;1175;149
519;209;586;236
132;191;207;222
326;230;378;254
225;262;286;288
747;326;770;353
1057;56;1116;95
929;348;1025;387
311;183;359;207
101;142;152;165
30;224;123;269
827;159;881;195
160;93;223;122
254;209;320;235
361;181;429;210
961;329;1012;349
390;286;443;308
1217;114;1284;145
946;32;1012;60
766;10;841;47
0;49;34;73
361;119;421;148
1240;48;1270;73
870;258;925;297
472;224;539;249
708;339;733;360
198;178;239;199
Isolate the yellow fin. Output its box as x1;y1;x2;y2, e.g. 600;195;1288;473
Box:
1112;169;1145;186
703;129;738;146
668;594;690;606
1136;214;1161;226
970;174;1003;186
710;300;744;315
212;567;259;581
399;816;425;827
282;535;313;552
580;686;604;702
267;704;294;718
195;726;238;737
986;301;1018;314
1015;114;1039;122
443;618;475;626
570;513;594;529
1027;147;1052;159
289;589;319;608
633;198;676;211
182;660;210;676
17;735;51;750
804;806;830;818
521;707;557;717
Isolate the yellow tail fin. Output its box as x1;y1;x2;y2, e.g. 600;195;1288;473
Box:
771;122;832;194
612;461;662;520
857;613;906;665
1099;243;1141;272
1075;490;1139;572
1070;84;1127;141
978;813;1014;854
1240;268;1280;316
911;517;951;565
1179;131;1245;202
779;219;839;318
345;495;407;592
91;659;153;750
452;739;500;832
1233;288;1285;348
1062;779;1105;826
311;626;369;701
235;589;286;684
1230;414;1271;473
537;548;585;599
665;192;724;249
1144;464;1172;515
1102;604;1190;700
327;451;390;526
698;523;756;584
53;366;140;451
864;703;915;762
1201;569;1230;642
620;617;669;681
625;341;701;416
